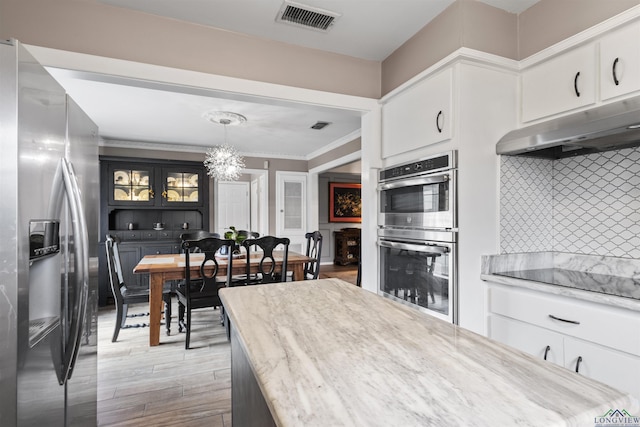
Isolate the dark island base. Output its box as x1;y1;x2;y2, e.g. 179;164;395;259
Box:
230;324;276;427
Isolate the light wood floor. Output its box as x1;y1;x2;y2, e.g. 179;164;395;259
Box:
97;265;358;426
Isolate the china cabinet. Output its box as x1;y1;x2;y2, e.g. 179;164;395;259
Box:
333;228;360;265
98;157;210;306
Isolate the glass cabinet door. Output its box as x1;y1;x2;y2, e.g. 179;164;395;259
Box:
162;168;202;206
109;165;155;205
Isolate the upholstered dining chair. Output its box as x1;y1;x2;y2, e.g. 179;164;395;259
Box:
177;236;233;349
105;234;173;341
242;236;290;284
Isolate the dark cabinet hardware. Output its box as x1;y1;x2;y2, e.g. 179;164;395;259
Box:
574;72;581;97
575;356;583;373
543;345;551;361
613;57;620;86
548;314;580;325
436;110;443;133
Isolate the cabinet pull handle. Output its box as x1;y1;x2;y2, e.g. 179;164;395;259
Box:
548;314;580;325
436;110;443;133
543;345;551;361
574;72;581;97
613;57;620;86
575;356;583;373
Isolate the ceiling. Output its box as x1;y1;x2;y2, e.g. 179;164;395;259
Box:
48;0;539;160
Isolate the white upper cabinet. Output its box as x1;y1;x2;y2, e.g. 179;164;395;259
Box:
521;44;597;123
599;21;640;101
382;68;452;159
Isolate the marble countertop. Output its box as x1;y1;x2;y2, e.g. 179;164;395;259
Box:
219;278;638;426
481;252;640;312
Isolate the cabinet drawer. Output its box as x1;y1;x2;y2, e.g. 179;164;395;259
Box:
489;315;564;365
564;338;640;400
115;230;141;241
488;285;640;356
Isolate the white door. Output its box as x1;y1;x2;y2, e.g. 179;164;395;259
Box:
216;181;250;235
251;178;259;234
276;171;308;253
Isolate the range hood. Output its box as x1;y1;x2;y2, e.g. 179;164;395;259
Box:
496;95;640;159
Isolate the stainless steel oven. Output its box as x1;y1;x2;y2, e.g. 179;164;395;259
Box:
377;151;458;323
378;151;456;230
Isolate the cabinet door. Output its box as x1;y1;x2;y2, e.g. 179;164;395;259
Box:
108;163;155;206
382;68;452;158
161;167;203;207
564;338;640;400
489;315;564;365
600;22;640;101
522;44;596;122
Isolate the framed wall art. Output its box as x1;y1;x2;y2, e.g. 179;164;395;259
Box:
329;182;362;223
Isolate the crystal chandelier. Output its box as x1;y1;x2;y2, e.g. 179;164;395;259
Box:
203;111;246;181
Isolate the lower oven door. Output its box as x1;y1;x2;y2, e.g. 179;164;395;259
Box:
378;238;457;324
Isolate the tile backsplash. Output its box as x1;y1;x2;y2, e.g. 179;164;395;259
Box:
500;147;640;259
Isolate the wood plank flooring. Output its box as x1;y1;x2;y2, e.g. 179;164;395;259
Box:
97;264;358;426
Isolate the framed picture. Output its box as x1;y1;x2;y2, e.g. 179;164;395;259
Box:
329;183;362;223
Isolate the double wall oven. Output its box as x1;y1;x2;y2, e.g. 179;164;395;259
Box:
378;151;457;323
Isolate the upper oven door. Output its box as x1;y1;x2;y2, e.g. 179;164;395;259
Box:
378;170;456;230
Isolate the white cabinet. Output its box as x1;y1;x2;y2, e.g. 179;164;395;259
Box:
489;315;564;365
521;44;597;122
382;68;452;158
487;282;640;399
599;21;640;101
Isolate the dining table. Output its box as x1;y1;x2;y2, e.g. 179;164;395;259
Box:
133;250;313;346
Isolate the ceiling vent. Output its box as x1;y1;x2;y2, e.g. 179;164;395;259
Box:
311;121;331;130
276;1;341;32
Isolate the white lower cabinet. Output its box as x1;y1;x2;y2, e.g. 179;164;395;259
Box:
487;283;640;400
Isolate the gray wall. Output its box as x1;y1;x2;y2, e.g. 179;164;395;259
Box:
2;0;636;99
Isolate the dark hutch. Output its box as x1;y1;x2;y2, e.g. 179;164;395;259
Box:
98;156;210;306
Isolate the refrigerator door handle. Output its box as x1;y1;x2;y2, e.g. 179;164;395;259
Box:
59;158;89;384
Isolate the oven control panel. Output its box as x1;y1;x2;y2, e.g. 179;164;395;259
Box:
379;151;456;182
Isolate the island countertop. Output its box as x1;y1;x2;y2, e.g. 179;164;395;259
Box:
219;278;638;426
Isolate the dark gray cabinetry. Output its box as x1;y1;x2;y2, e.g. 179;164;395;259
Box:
98;157;209;306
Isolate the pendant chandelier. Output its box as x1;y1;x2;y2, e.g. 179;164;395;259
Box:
203;111;246;181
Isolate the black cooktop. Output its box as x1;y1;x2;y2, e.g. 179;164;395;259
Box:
494;268;640;301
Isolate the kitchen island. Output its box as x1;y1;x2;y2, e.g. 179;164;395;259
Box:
219;278;638;426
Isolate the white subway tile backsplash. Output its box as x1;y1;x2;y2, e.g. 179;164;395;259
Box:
500;147;640;258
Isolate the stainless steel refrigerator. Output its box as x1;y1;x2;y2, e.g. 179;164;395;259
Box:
0;39;98;426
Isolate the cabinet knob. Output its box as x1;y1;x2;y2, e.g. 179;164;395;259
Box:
436;110;443;133
574;72;581;97
575;356;583;373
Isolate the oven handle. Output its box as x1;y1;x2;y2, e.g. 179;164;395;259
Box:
377;173;449;191
379;239;450;254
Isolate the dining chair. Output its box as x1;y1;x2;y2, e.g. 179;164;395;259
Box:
180;230;220;241
105;234;173;341
242;236;290;284
303;231;323;280
177;236;233;349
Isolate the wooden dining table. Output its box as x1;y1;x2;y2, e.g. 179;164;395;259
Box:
133;251;313;346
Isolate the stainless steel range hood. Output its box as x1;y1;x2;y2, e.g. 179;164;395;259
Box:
496;95;640;159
